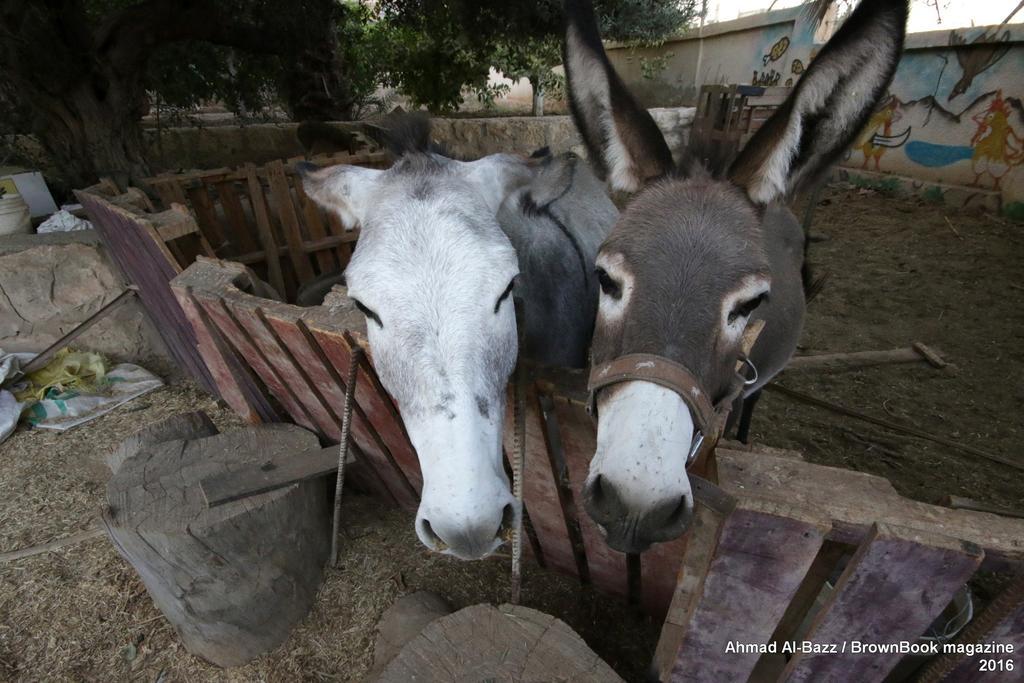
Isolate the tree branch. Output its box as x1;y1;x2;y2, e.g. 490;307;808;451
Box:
97;0;294;72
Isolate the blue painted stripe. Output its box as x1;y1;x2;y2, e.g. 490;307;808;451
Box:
905;141;974;168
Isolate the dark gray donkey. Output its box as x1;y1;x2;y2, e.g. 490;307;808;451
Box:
300;119;618;559
564;0;908;553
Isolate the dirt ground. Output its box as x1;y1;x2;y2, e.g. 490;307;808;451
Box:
1;186;1022;682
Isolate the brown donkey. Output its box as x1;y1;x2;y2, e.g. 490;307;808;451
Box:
564;0;908;553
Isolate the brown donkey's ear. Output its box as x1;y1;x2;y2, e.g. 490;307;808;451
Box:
729;0;908;204
563;0;674;193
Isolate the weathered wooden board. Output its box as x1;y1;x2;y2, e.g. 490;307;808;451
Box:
76;190;219;396
200;444;354;507
782;523;984;683
717;449;1024;571
549;394;626;597
503;389;579;578
667;500;829;683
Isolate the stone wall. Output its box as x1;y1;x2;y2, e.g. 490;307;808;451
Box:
0;231;170;367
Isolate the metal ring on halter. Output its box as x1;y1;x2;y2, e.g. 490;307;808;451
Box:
686;431;705;465
741;356;759;386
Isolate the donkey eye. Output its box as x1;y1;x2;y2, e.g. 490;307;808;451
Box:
352;298;383;328
728;293;768;324
494;277;516;313
595;267;621;299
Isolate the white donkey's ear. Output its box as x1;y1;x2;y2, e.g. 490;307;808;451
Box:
297;162;383;229
563;0;674;192
729;0;908;204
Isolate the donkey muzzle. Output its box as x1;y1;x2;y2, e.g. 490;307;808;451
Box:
582;474;693;554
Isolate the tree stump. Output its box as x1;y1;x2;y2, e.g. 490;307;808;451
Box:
103;414;330;667
376;603;624;682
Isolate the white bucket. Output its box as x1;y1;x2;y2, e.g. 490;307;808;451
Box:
0;193;31;235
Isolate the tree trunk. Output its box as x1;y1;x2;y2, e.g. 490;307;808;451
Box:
104;417;330;668
531;74;545;117
33;76;152;192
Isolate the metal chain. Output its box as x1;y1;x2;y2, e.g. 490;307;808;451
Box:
330;346;363;568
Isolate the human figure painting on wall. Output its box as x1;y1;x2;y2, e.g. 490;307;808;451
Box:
969;90;1023;190
853;96;910;171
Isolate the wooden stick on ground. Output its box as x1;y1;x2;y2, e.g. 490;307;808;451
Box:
19;287;138;376
765;383;1024;472
0;524;103;564
786;343;947;372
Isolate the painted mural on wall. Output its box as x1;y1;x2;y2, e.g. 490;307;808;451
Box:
749;13;820;90
839;25;1024;217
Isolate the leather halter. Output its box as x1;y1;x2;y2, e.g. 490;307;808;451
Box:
586;321;765;466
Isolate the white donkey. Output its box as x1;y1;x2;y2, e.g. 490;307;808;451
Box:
301;118;618;559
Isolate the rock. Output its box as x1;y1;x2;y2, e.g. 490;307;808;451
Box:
371;591;452;677
0;232;167;364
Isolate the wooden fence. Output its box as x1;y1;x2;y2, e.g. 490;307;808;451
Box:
171;259;1024;683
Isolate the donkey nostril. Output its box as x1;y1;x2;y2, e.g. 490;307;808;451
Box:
419;518;446;550
498;503;516;541
589;474;605;503
665;495;693;529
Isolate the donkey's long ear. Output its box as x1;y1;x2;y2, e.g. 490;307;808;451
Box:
563;0;674;192
729;0;908;204
297;162;383;229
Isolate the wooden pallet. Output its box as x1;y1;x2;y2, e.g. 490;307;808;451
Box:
653;448;1024;683
143;150;390;300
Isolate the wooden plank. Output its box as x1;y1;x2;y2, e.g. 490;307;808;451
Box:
194;291;318;432
186;183;227;252
549;395;626;595
76;191;219;396
941;495;1024;519
717;449;1024;571
215;179;258;254
173;286;276;424
653;499;730;680
640;534;689;620
503;386;579;578
201;445;354;507
782;523;984;683
306;327;422;506
667;499;829;683
265;313;420;509
243;164;285;296
916;573;1024;683
265;159;315;284
769;540;848;646
786;346;947;372
293;179;339;274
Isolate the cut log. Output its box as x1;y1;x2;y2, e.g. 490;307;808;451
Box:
376;603;623;682
106;410;217;473
102;419;330;668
